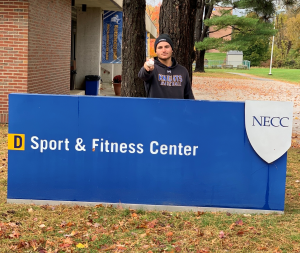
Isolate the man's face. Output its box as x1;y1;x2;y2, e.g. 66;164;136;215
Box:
156;41;172;60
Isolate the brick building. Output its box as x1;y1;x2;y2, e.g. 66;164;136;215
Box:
0;0;156;123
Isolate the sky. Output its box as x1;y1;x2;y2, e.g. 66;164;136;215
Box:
146;0;162;5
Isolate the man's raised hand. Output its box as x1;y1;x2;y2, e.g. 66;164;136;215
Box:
144;58;154;72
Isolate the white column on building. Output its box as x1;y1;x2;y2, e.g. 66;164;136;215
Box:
76;7;102;90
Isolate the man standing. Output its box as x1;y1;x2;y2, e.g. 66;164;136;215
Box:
138;34;194;99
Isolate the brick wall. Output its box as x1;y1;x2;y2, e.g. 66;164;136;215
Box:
0;0;29;123
27;0;71;95
0;0;71;123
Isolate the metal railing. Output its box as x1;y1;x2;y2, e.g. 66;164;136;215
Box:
202;60;251;70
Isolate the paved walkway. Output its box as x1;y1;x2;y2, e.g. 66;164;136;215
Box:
227;72;275;81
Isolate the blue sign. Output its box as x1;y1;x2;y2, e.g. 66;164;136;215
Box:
7;94;287;213
102;11;122;64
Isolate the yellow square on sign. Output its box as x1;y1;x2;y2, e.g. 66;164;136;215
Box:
8;134;25;151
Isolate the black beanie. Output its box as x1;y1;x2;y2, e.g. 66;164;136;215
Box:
154;34;173;52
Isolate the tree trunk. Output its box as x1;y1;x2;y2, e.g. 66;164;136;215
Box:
287;40;292;55
194;1;213;72
159;0;197;85
195;49;206;72
121;0;146;97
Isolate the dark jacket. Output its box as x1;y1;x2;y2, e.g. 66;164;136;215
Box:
138;57;194;99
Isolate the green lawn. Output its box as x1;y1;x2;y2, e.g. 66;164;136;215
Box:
204;52;226;61
203;68;300;84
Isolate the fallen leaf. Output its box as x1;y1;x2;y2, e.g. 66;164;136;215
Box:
59;243;72;249
28;208;33;213
76;243;85;249
30;240;38;250
147;219;158;228
9;231;21;238
219;231;225;239
66;222;75;227
59;221;66;228
235;219;243;226
166;231;173;237
8;222;18;227
101;245;116;251
63;237;73;244
116;245;126;250
196;249;210;253
257;246;267;250
274;247;281;253
39;224;46;228
237;230;245;235
16;241;27;249
229;223;236;230
46;240;55;246
93;223;100;228
64;230;78;237
131;213;138;218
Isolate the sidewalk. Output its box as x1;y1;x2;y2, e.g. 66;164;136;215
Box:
70;83;117;97
227;72;275;81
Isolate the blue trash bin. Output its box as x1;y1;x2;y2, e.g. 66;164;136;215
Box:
85;75;100;95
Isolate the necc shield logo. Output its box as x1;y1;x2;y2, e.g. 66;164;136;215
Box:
245;101;293;163
8;134;25;151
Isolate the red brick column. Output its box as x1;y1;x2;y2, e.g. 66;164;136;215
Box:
27;0;71;95
0;0;71;123
0;0;29;123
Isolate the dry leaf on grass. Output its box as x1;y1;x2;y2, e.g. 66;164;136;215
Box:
76;243;86;248
219;231;225;239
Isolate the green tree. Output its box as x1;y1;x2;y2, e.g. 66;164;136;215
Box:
195;14;276;66
193;0;299;72
286;11;300;51
243;37;270;66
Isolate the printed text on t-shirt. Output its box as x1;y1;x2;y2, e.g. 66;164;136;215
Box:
158;74;182;87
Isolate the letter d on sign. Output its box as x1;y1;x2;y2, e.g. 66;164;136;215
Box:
8;134;25;151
